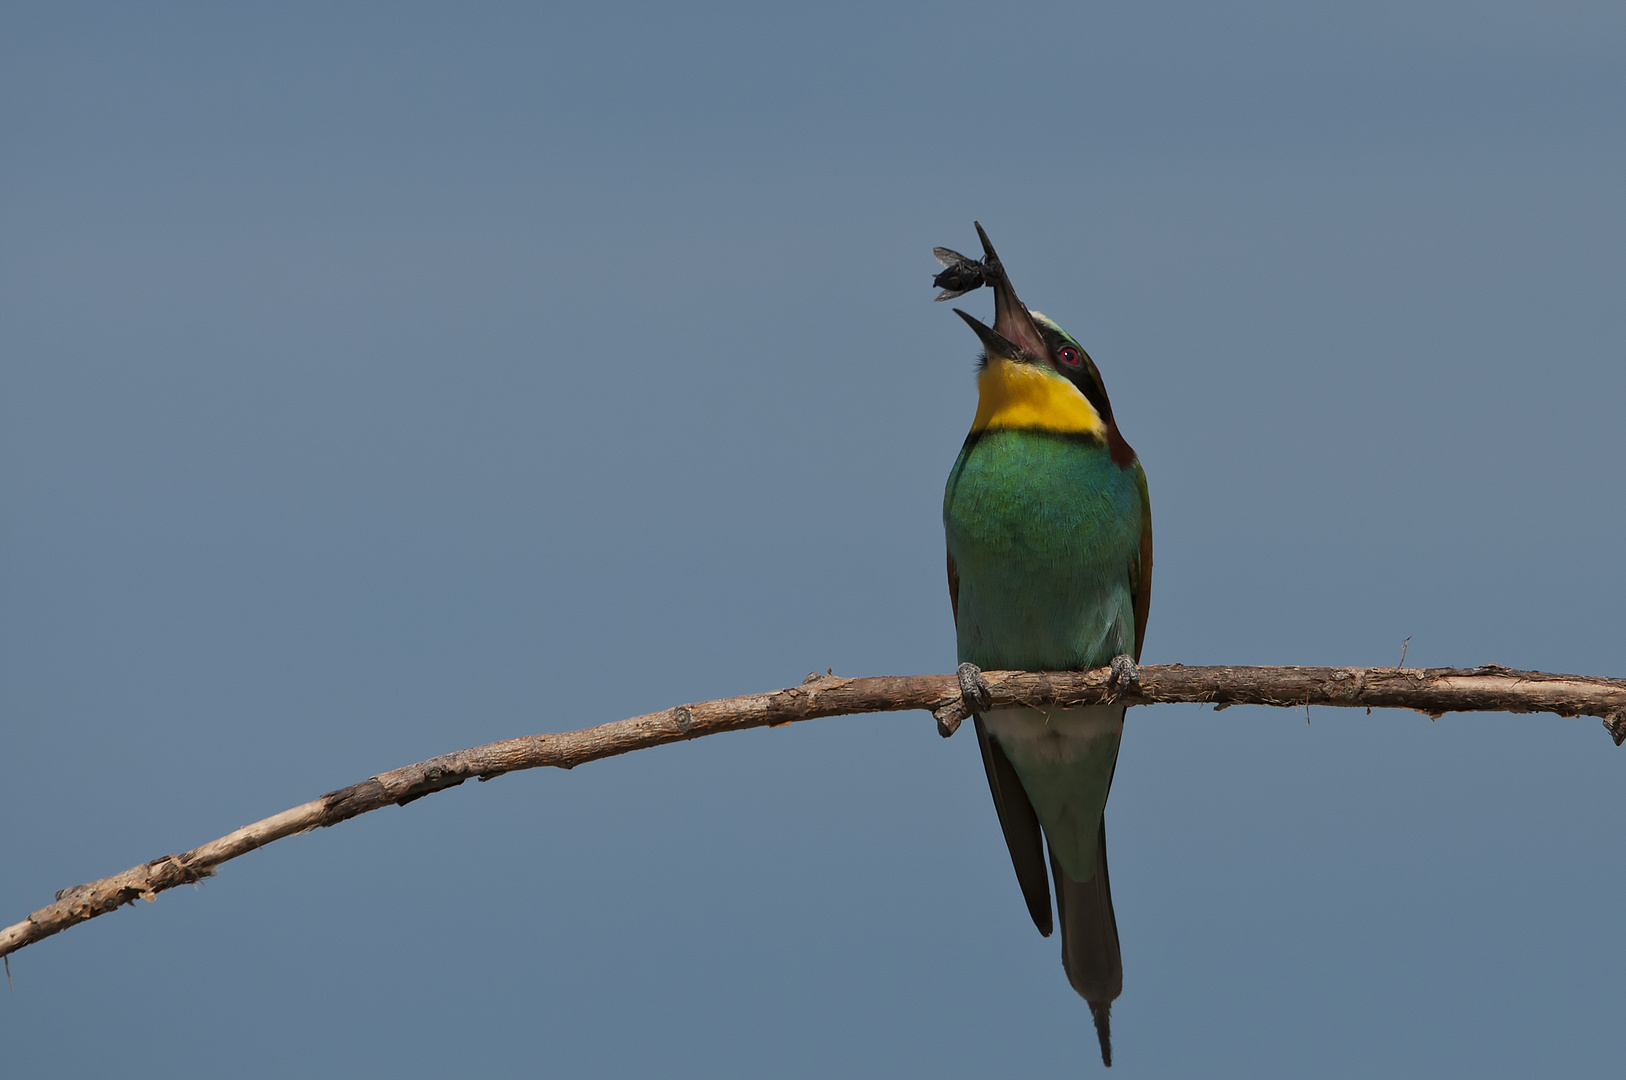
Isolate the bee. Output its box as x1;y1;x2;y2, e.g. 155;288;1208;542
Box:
931;245;995;302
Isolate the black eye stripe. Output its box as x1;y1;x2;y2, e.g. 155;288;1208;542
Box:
1037;324;1114;423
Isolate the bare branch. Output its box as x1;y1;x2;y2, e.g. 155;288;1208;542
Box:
5;663;1623;960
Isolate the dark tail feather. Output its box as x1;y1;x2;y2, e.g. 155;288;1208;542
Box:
973;714;1053;937
1088;1001;1113;1067
1051;819;1122;1067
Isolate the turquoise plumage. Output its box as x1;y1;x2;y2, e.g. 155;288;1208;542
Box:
937;225;1152;1068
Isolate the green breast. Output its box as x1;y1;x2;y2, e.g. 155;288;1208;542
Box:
944;428;1143;672
945;427;1146;882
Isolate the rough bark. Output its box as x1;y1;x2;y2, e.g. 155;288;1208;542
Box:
5;663;1623;961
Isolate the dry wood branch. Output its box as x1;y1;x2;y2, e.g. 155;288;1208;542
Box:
5;663;1624;961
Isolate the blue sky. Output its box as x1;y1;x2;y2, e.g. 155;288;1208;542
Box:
3;2;1623;1075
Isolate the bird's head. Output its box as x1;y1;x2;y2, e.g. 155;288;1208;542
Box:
946;223;1125;459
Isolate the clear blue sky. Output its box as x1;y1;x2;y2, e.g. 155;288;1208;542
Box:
3;2;1623;1075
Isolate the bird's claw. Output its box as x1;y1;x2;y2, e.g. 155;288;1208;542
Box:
958;662;993;713
1109;654;1139;694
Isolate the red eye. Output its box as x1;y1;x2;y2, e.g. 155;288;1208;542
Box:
1058;346;1081;366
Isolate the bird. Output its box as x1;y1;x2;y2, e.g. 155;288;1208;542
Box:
938;223;1151;1067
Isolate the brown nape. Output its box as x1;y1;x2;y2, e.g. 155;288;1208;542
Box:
1104;423;1137;468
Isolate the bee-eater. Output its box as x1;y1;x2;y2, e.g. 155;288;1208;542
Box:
938;224;1151;1067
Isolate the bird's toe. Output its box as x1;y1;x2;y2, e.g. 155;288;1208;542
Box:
957;661;993;713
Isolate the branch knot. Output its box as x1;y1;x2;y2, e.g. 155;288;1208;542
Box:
1605;710;1626;747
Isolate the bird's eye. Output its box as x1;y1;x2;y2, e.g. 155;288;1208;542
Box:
1057;346;1081;367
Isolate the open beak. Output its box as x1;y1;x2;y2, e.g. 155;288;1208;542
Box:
954;308;1030;359
953;222;1050;363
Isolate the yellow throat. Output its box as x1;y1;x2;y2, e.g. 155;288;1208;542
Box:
970;356;1104;436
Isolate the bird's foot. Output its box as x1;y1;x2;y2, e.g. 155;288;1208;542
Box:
1109;654;1139;696
936;663;992;739
957;662;993;713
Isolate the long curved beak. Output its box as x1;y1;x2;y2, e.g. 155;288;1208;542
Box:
961;222;1049;363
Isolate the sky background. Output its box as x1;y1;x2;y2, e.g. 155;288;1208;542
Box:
3;2;1623;1076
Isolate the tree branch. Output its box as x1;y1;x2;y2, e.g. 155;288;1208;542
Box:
6;663;1623;961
